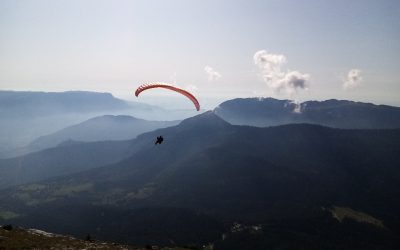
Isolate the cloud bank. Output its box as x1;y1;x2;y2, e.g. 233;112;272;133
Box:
343;69;362;90
204;65;221;81
254;50;309;96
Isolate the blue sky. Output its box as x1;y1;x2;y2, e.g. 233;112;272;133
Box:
0;0;399;109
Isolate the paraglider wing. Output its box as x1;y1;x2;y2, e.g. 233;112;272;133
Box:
135;83;200;111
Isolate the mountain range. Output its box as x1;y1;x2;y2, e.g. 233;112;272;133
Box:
30;115;179;149
0;91;148;154
3;115;179;158
1;111;399;249
214;98;400;128
0;115;180;188
0;90;186;157
3;92;400;157
0;90;131;118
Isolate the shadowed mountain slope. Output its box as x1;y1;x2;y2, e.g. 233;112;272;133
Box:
0;140;138;189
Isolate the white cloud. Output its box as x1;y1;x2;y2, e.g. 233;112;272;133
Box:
204;65;221;81
279;71;310;95
254;50;309;96
288;100;307;114
254;50;286;73
343;69;362;90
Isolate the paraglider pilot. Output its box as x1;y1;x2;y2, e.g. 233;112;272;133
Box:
155;136;164;145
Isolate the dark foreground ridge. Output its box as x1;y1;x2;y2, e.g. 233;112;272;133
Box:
0;225;196;250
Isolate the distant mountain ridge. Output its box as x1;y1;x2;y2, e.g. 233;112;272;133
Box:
0;90;130;117
23;115;179;155
214;97;400;128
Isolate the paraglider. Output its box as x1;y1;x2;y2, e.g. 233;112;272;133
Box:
155;135;164;145
135;83;200;111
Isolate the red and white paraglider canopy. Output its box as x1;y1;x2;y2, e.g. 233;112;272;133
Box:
135;83;200;111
